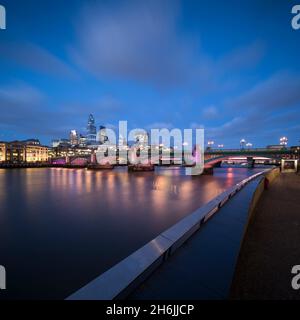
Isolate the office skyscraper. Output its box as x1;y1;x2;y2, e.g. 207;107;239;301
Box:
86;114;97;143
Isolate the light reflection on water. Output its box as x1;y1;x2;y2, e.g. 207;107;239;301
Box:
0;167;263;299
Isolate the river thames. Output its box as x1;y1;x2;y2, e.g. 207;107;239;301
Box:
0;167;264;299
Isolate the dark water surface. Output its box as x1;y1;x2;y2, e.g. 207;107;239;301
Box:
0;167;263;299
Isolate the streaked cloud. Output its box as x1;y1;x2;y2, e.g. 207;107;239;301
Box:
201;106;219;120
228;72;300;111
70;0;198;88
0;42;78;78
205;72;300;144
218;41;265;71
70;1;265;93
0;83;122;139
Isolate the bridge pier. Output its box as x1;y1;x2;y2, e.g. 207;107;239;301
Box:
202;166;214;175
90;151;97;164
247;157;255;168
128;164;155;172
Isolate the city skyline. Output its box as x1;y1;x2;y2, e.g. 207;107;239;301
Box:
1;0;300;303
0;112;296;150
1;0;300;147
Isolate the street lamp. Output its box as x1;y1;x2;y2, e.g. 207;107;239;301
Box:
218;144;224;149
246;142;253;149
240;139;246;149
279;136;288;147
207;140;214;148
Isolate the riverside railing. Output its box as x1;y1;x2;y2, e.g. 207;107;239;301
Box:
67;169;273;300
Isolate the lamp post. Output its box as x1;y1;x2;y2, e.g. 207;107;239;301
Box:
207;140;214;150
279;136;288;148
246;142;253;150
240;139;246;150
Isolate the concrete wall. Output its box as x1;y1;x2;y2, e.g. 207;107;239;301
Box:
233;167;280;284
247;167;280;224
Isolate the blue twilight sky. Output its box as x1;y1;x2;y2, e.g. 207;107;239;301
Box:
0;0;300;147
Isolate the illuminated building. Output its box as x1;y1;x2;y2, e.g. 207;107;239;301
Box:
52;139;70;148
0;140;48;163
25;145;48;162
70;130;79;146
50;145;93;157
5;141;26;163
79;134;88;147
0;142;6;162
290;146;300;159
23;139;41;146
86;114;97;143
52;140;60;148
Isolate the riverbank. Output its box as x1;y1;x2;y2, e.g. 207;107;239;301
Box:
0;163;52;169
230;172;300;300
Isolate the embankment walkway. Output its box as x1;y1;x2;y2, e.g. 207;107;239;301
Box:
230;172;300;300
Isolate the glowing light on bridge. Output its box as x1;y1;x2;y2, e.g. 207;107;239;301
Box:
52;159;66;165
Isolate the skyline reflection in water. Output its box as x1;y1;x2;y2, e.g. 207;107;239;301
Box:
0;167;263;299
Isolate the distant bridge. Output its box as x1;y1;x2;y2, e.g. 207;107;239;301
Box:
51;155;90;166
50;148;294;168
205;148;293;160
204;155;278;171
202;148;295;172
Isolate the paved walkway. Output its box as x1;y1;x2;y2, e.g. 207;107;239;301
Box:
230;173;300;300
129;178;263;300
